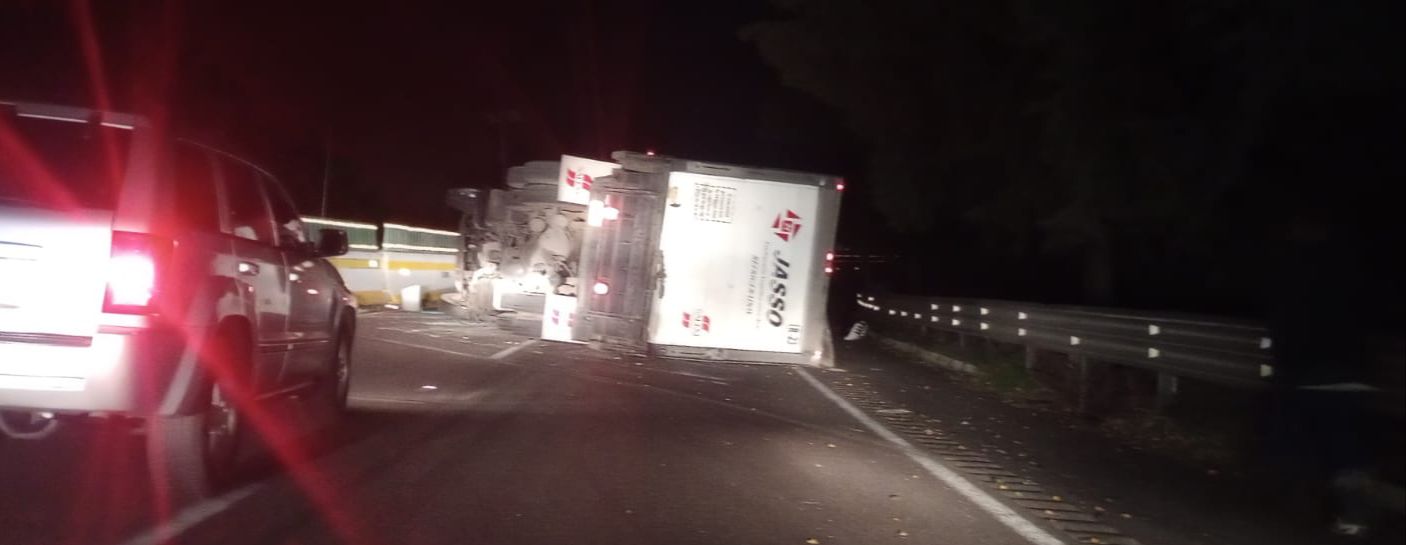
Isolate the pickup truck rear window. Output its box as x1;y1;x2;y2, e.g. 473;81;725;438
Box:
0;113;132;211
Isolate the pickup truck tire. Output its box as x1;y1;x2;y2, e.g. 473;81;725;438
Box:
323;327;353;414
0;411;60;440
146;332;248;505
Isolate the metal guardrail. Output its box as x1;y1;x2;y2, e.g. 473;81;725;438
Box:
857;292;1276;388
302;216;381;250
382;223;460;253
298;217;461;254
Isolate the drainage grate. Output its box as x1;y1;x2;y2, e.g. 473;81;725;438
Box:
826;378;1140;545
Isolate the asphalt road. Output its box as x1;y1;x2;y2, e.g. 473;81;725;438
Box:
0;311;1067;545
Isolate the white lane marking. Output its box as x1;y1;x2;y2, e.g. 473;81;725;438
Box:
115;482;266;545
363;336;518;365
796;367;1065;545
489;339;540;360
620;364;733;385
658;369;731;384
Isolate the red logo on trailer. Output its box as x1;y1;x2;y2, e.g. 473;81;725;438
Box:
772;210;802;241
565;169;593;190
682;311;711;335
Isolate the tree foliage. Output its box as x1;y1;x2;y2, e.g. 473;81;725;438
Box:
744;0;1404;307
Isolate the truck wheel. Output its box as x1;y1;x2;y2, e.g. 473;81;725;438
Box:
323;327;353;414
0;411;61;440
147;379;241;505
146;334;247;505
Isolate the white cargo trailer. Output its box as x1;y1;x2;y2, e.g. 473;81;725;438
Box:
571;152;842;366
448;151;842;366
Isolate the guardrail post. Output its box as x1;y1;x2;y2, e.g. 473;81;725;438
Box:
1155;373;1179;412
1024;346;1037;371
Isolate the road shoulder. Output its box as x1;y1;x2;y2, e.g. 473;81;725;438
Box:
823;340;1346;545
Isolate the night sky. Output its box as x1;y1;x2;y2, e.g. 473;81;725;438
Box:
1;1;862;229
3;1;1402;318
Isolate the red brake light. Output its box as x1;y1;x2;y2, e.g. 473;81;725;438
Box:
835;178;845;191
824;250;835;275
104;232;166;314
592;281;610;296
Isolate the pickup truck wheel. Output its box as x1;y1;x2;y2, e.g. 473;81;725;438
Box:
146;334;248;505
147;379;241;505
0;411;60;440
323;327;352;414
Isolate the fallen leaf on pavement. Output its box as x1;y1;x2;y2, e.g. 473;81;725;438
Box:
805;539;820;545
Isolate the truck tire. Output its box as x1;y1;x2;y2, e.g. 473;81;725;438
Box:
0;411;60;440
145;332;248;505
322;326;353;414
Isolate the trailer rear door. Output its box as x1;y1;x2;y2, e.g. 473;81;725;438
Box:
572;172;665;350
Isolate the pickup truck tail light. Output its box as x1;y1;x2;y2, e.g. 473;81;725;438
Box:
104;231;169;314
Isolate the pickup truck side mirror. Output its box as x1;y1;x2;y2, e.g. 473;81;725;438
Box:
315;228;349;257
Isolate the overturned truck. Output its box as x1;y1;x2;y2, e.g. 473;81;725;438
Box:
447;151;842;366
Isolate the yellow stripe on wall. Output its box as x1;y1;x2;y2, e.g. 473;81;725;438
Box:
328;257;379;269
353;290;392;306
326;258;457;271
385;260;457;271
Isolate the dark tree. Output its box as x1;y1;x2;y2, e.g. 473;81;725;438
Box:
744;0;1403;312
